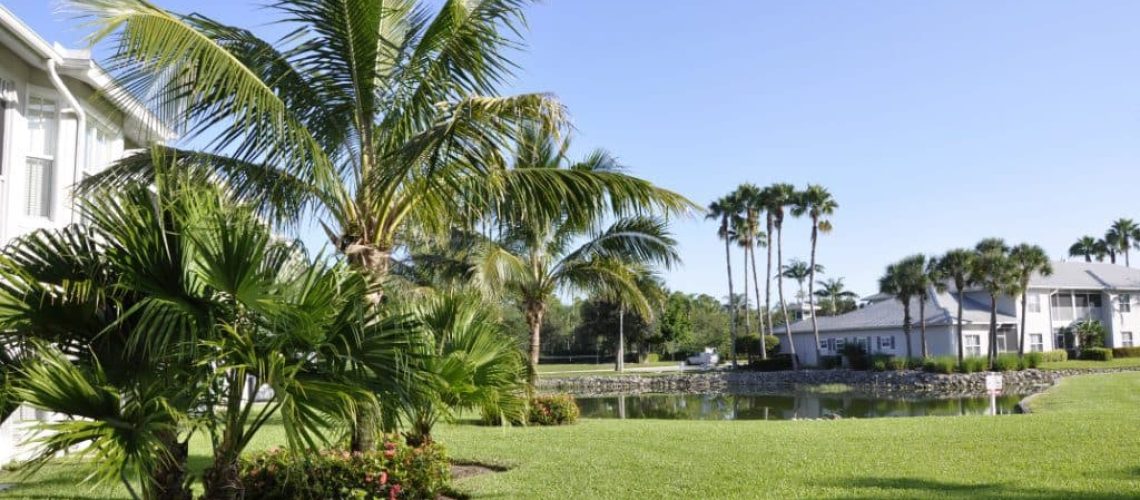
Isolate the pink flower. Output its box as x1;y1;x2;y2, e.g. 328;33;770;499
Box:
379;472;388;485
389;484;402;500
384;449;396;459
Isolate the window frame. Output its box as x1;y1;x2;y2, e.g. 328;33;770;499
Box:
1120;294;1132;313
1029;334;1044;352
23;92;58;219
1122;332;1134;348
964;334;982;357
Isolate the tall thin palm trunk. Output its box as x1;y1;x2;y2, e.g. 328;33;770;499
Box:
808;218;822;365
723;220;738;367
903;303;913;359
749;241;766;359
764;216;775;359
741;246;751;336
526;303;546;375
919;294;928;358
988;295;998;369
777;226;798;370
1018;292;1028;357
956;290;965;364
616;305;625;372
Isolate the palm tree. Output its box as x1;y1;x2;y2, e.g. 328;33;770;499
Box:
609;269;667;373
879;255;926;359
971;238;1015;368
780;260;826;304
1069;236;1099;262
1009;244;1053;358
937;249;976;364
1100;233;1119;264
74;0;692;450
730;215;753;338
708;196;741;366
1109;219;1140;266
813;278;857;316
791;184;836;366
760;183;800;369
916;256;945;359
737;183;769;358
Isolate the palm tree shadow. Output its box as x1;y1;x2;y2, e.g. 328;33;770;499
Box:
830;477;1136;500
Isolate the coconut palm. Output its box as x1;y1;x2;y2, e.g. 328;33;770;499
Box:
707;195;742;366
879;255;926;359
1009;244;1053;357
73;0;691;450
937;249;976;364
759;183;800;369
606;268;667;373
813;278;857;316
1069;236;1099;262
791;184;837;366
1109;219;1140;267
970;238;1016;368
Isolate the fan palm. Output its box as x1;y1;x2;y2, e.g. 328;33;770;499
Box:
737;184;770;356
1069;236;1099;262
970;238;1016;368
780;260;826;304
1109;219;1140;267
791;184;837;366
1009;244;1053;357
813;278;856;316
879;255;925;360
707;195;742;366
937;249;976;364
759;183;800;369
916;256;945;359
730;215;754;338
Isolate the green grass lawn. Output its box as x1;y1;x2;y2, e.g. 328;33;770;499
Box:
3;373;1139;499
536;360;682;376
1040;356;1140;370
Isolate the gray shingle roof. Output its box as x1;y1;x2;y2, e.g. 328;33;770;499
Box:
1030;261;1140;290
787;288;1014;334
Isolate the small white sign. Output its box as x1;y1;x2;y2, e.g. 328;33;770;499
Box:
985;373;1003;393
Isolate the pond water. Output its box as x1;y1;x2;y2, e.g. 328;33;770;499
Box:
574;392;1026;420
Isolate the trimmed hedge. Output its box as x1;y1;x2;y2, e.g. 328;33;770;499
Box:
529;394;580;425
1080;347;1113;361
993;354;1021;372
238;440;450;500
1041;350;1068;363
1112;347;1140;358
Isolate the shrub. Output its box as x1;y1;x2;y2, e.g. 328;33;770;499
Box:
238;439;451;500
870;354;892;372
993;354;1021;372
745;354;795;372
887;356;912;371
841;343;870;370
922;356;956;374
1041;350;1068;363
645;353;661;363
1112;347;1140;358
529;394;580;425
1024;351;1043;369
960;357;987;373
1080;347;1113;361
818;355;842;369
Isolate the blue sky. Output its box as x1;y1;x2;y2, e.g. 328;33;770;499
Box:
11;0;1140;299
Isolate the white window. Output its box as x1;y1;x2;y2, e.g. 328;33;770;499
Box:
25;96;56;218
1123;332;1134;348
877;336;895;351
1027;294;1041;313
965;335;981;357
1120;294;1132;313
86;122;117;173
1051;294;1074;321
819;339;827;351
1029;334;1044;352
835;338;846;351
996;335;1007;353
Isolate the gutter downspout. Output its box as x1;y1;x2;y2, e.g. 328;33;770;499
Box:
46;59;85;224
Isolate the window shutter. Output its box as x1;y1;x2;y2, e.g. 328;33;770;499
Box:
25;158;51;217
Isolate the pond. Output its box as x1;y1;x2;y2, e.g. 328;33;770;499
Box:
574;392;1026;420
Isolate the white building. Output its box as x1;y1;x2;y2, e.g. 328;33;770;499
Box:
784;261;1140;366
0;5;169;465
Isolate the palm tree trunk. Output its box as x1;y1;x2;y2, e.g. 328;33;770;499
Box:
723;222;738;367
903;302;913;360
919;295;928;358
989;295;998;369
741;246;751;336
808;221;822;366
616;305;625;372
776;226;798;370
956;290;965;364
527;304;546;374
150;431;191;500
765;216;775;357
1018;292;1028;357
749;242;766;359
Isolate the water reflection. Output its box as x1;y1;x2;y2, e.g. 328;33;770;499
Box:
574;392;1024;420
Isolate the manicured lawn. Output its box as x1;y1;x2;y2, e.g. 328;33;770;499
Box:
3;373;1139;499
536;360;683;376
1040;356;1140;370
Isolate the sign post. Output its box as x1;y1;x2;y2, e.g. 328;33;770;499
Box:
985;373;1004;415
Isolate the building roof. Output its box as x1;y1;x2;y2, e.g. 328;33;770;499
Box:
1029;261;1140;290
787;288;1015;334
0;5;174;142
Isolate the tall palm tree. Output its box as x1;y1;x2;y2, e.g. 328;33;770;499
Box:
937;249;976;364
1109;219;1140;267
971;238;1015;368
791;184;836;366
737;184;770;357
1009;244;1053;357
74;0;691;450
879;255;926;360
708;196;741;367
730;215;753;338
1100;233;1119;264
1069;236;1099;262
915;256;945;359
780;260;826;304
813;278;857;316
760;183;800;369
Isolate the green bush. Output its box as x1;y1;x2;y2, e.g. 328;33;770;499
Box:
529;394;580;425
922;356;956;374
1112;347;1140;358
818;355;842;369
645;353;660;363
238;439;451;500
960;357;987;373
870;354;892;372
745;354;795;372
1080;347;1113;361
1041;350;1068;363
886;356;912;371
994;354;1021;372
1024;351;1043;369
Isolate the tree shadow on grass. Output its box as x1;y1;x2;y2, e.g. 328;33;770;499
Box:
829;477;1137;500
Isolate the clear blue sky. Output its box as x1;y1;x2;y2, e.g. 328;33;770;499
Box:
11;0;1140;299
